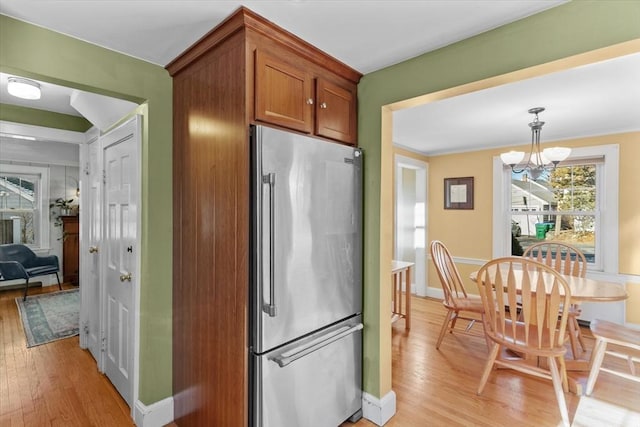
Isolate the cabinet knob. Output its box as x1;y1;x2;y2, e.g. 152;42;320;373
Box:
120;272;132;282
320;102;327;109
89;246;99;254
306;98;314;105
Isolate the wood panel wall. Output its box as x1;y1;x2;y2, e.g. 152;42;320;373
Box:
172;30;249;426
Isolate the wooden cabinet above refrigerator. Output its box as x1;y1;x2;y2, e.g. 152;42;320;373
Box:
254;50;358;145
168;6;361;146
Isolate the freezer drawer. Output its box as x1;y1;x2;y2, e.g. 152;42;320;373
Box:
251;316;363;427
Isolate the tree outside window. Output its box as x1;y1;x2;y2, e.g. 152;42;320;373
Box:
510;163;597;263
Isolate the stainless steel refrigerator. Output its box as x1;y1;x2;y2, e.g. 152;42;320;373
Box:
250;125;363;427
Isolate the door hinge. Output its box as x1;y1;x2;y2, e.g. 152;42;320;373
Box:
84;162;90;176
103;169;107;184
83;322;90;335
101;336;106;352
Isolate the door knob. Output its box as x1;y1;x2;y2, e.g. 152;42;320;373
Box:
89;246;98;253
119;272;132;282
319;102;327;109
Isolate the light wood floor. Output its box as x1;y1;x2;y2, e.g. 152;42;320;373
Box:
2;286;638;426
348;296;640;427
0;284;133;427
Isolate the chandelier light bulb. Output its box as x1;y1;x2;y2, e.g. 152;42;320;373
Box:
500;151;525;166
530;151;550;166
543;147;571;163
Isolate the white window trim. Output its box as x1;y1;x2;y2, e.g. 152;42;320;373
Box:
493;144;619;274
0;163;50;250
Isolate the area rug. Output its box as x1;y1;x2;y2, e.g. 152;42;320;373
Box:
15;289;80;348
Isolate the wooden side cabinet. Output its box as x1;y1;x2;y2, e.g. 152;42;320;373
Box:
61;216;79;285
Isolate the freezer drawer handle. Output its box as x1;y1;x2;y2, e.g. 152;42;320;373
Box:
271;323;363;368
262;172;277;317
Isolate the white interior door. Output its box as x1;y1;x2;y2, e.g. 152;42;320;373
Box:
102;118;139;407
86;136;102;364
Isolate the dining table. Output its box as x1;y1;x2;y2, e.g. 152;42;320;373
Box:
469;268;628;395
391;260;414;330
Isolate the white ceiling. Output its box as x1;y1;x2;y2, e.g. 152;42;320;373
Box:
2;1;638;153
0;0;565;72
393;52;640;155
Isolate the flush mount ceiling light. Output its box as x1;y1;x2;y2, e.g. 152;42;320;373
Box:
7;77;41;100
500;107;571;180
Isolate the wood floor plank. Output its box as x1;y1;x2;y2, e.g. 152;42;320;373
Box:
1;285;134;427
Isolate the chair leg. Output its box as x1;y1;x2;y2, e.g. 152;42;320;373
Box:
567;316;580;359
23;277;30;301
548;356;571;427
558;354;568;393
574;316;587;351
477;343;500;395
450;311;459;330
586;338;607;396
571;304;587;351
436;309;454;349
55;272;62;291
481;315;491;351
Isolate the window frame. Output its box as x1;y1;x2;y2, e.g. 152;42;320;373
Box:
493;144;619;274
0;163;50;250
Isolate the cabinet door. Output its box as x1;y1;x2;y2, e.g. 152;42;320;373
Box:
255;50;313;133
62;216;80;284
315;78;357;145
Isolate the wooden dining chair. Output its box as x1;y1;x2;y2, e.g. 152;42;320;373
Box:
429;240;487;349
476;257;572;427
585;319;640;396
524;241;587;359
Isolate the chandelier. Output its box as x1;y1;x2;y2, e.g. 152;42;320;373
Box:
500;107;570;180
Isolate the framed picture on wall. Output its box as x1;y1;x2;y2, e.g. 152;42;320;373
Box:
444;177;474;210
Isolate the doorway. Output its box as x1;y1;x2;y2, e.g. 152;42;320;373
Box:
0;71;141;411
394;154;428;296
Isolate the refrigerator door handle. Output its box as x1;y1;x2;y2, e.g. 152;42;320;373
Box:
262;172;277;317
270;323;363;368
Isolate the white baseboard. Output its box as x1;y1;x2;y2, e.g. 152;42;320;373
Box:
133;397;174;427
362;390;396;426
425;286;444;300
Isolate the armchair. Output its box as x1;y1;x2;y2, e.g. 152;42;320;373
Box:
0;244;62;301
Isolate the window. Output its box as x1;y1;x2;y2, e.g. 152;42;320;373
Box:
493;145;618;273
0;164;50;249
510;163;597;264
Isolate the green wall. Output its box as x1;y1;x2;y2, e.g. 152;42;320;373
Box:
0;103;92;131
0;15;173;404
358;1;640;396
